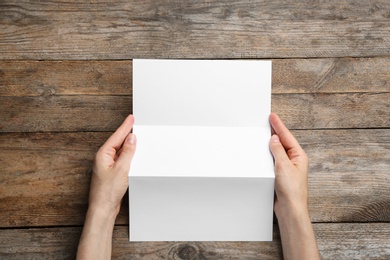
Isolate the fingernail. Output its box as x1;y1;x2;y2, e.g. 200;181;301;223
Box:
271;135;280;143
129;134;136;144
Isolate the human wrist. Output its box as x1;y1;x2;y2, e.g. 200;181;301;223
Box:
86;202;119;224
88;189;122;218
275;201;309;221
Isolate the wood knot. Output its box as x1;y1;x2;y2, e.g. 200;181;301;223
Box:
168;243;203;260
178;245;197;259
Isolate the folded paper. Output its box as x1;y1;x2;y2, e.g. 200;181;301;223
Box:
130;59;274;241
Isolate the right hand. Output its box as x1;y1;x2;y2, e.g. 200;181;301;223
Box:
269;113;309;218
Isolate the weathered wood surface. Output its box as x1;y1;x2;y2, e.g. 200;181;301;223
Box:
1;92;388;132
2;58;390;97
0;95;132;132
0;61;132;96
0;131;129;227
1;224;389;259
1;58;389;132
1;129;389;227
296;130;390;223
272;58;390;94
1;1;389;257
1;1;390;59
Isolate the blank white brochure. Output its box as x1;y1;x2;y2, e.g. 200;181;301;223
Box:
129;59;274;241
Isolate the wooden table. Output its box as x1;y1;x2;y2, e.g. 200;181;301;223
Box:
1;1;389;259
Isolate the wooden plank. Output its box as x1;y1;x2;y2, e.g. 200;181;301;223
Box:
1;58;390;97
296;130;390;222
0;96;132;132
1;92;389;132
1;1;390;59
0;227;82;260
0;224;389;259
0;132;129;227
273;58;390;94
1;129;389;228
1;58;388;131
314;223;390;259
0;61;132;96
272;93;390;129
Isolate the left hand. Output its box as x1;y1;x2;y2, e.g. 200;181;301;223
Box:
88;114;137;216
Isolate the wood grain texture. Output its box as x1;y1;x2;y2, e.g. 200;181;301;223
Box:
1;93;388;132
0;61;132;96
296;130;390;222
1;58;389;132
2;58;390;97
1;224;389;259
314;223;390;259
0;132;129;227
1;129;388;228
0;96;132;132
272;92;390;129
1;0;389;257
1;1;390;59
272;58;390;94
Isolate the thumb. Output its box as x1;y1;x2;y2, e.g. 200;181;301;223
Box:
269;135;290;170
115;133;137;171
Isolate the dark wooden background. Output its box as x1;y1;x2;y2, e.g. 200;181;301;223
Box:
0;1;389;259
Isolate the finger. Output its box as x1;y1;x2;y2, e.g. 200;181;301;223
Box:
115;147;122;161
269;113;303;152
270;118;276;136
114;145;127;161
102;114;134;152
270;124;276;136
269;134;290;168
115;133;137;172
